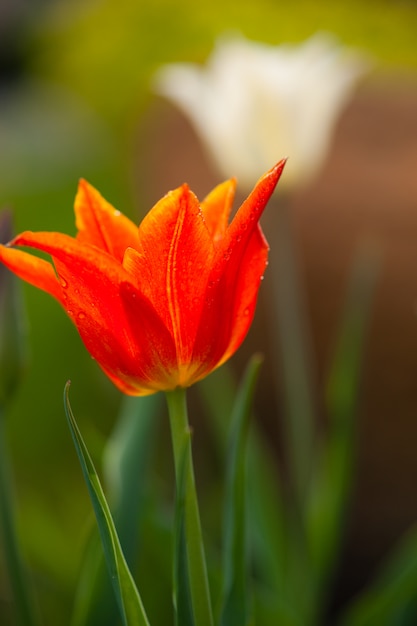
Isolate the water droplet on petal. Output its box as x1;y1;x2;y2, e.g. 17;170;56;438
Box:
61;278;68;288
243;307;250;316
78;312;86;320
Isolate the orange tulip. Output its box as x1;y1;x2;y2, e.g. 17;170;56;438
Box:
0;161;285;395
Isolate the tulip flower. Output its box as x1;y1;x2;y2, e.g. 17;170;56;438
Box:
153;33;371;191
0;160;285;396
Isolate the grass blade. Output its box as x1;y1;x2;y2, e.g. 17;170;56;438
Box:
71;393;161;626
219;355;263;626
307;245;379;607
64;382;150;626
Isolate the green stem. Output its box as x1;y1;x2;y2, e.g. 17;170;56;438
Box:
165;388;214;626
0;409;40;626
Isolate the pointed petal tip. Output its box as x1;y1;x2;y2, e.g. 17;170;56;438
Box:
8;231;32;247
255;158;287;197
251;158;287;198
77;178;93;194
269;157;287;180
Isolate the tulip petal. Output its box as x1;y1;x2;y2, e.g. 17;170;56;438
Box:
200;178;236;244
11;231;177;394
75;179;140;262
229;159;286;241
127;185;216;367
0;243;61;301
220;160;286;358
191;160;285;376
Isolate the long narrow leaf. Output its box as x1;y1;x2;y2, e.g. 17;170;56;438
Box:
248;439;296;621
71;394;161;626
199;364;291;621
64;382;150;626
219;355;263;626
307;245;378;607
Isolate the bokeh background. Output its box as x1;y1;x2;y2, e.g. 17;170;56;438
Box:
1;0;417;624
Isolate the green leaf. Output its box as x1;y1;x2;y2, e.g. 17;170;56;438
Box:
199;362;292;621
219;355;263;626
307;245;379;603
71;393;161;626
247;439;296;618
198;364;236;456
64;382;150;626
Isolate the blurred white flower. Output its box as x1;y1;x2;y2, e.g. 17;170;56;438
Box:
153;33;372;191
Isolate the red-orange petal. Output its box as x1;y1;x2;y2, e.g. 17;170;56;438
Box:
190;160;285;376
128;184;216;366
0;242;61;302
11;231;177;393
75;179;139;262
228;159;286;243
200;178;236;244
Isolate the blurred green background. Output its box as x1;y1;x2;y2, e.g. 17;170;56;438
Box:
1;0;417;624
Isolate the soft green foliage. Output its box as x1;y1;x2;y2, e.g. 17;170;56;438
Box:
219;356;263;626
71;394;162;626
64;383;150;626
33;0;417;125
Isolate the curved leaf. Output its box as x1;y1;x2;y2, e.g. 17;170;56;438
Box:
64;382;150;626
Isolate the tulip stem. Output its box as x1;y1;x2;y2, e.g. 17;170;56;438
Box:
0;409;40;626
166;387;214;626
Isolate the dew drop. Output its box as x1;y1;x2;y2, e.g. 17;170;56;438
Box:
61;278;68;288
243;307;250;316
78;312;86;320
